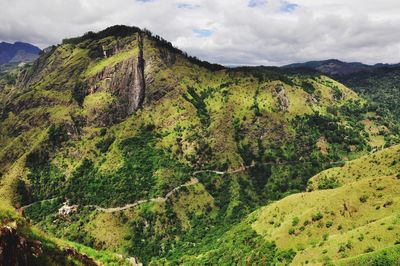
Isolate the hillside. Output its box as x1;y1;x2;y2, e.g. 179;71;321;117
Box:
252;145;400;265
283;59;372;76
283;60;400;129
0;205;135;265
0;25;399;264
161;145;399;265
338;66;400;126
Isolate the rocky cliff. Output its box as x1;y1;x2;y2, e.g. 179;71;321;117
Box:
0;25;398;265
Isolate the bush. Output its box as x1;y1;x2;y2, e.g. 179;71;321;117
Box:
292;217;300;226
364;246;375;253
288;228;295;235
312;212;324;222
95;136;115;152
302;81;316;94
359;194;369;203
326;220;333;228
48;124;67;146
318;177;340;189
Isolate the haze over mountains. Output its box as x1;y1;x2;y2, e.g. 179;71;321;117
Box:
0;25;399;265
0;41;41;65
284;59;400;76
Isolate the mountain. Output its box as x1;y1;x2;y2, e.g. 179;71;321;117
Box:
0;25;399;264
170;144;400;265
0;41;41;65
283;60;400;126
283;59;373;76
284;59;400;76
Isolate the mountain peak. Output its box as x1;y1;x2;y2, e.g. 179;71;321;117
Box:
0;41;41;65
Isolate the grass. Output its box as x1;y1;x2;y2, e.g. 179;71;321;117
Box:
251;146;400;265
1;29;399;265
337;244;400;266
84;47;138;77
309;145;400;190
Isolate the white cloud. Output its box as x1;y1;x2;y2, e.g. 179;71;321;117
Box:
0;0;399;65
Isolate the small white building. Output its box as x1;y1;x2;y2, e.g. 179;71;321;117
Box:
58;202;78;216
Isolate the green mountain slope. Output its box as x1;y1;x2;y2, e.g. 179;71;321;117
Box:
283;60;400;136
0;25;399;264
337;66;400;127
252;145;400;265
150;145;400;265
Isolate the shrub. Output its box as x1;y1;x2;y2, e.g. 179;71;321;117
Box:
288;228;295;235
302;81;315;94
292;217;300;226
326;220;333;228
317;177;340;189
312;212;323;222
332;86;343;100
95;136;115;152
338;244;346;253
364;246;375;253
359;194;369;203
48;124;68;146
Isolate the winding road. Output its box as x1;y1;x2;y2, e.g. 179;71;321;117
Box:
21;159;346;214
82;177;199;213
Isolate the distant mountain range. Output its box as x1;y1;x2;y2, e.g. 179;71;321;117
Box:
0;41;41;65
283;59;400;76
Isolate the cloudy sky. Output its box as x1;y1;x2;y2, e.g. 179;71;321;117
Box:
1;0;400;66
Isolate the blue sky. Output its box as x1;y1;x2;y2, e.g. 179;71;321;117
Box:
280;1;298;12
193;29;213;38
1;0;400;65
248;0;267;8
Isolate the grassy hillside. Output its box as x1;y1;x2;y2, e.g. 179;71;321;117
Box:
251;145;400;265
0;25;399;264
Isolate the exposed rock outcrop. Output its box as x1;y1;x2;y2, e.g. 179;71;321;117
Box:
88;33;146;119
0;226;42;266
64;247;98;266
273;84;289;112
128;33;146;115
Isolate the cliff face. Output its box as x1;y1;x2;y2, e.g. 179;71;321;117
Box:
88;33;146;118
129;33;146;115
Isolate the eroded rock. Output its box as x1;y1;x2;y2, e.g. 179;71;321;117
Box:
0;226;42;266
273;84;289;112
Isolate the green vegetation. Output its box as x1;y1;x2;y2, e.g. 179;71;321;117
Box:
252;146;400;265
0;25;399;264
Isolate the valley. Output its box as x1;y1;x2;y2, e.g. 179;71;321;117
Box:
0;25;399;265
